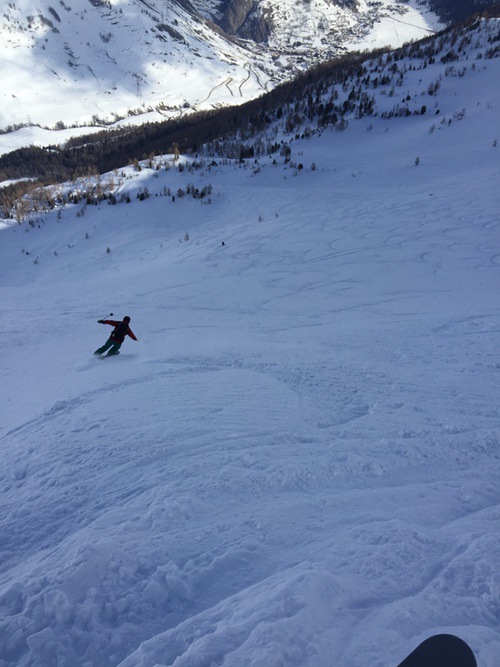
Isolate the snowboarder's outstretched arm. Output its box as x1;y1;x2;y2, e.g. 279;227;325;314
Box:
97;319;120;326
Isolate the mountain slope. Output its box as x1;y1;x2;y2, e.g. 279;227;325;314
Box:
0;0;443;145
427;0;497;22
0;16;499;667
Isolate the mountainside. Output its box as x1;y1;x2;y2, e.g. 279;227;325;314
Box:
1;8;499;210
201;0;495;40
1;15;499;667
0;0;444;146
426;0;496;22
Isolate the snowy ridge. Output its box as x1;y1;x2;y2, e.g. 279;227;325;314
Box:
0;0;443;154
1;17;499;667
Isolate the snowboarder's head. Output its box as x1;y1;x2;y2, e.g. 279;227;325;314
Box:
123;316;131;323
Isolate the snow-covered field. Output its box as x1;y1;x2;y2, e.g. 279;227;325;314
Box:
1;25;499;667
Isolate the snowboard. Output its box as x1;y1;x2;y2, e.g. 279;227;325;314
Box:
397;634;477;667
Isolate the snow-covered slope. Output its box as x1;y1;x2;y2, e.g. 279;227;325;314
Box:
0;0;442;150
0;17;499;667
0;0;273;128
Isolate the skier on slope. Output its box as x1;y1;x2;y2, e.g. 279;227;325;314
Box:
94;316;138;357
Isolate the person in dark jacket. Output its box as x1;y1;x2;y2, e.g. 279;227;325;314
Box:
94;316;138;356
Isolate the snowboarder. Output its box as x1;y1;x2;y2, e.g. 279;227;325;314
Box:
94;316;138;356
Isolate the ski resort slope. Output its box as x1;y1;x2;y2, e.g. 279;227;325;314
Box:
1;41;500;667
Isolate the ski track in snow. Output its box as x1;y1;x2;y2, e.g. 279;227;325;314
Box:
1;27;500;667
